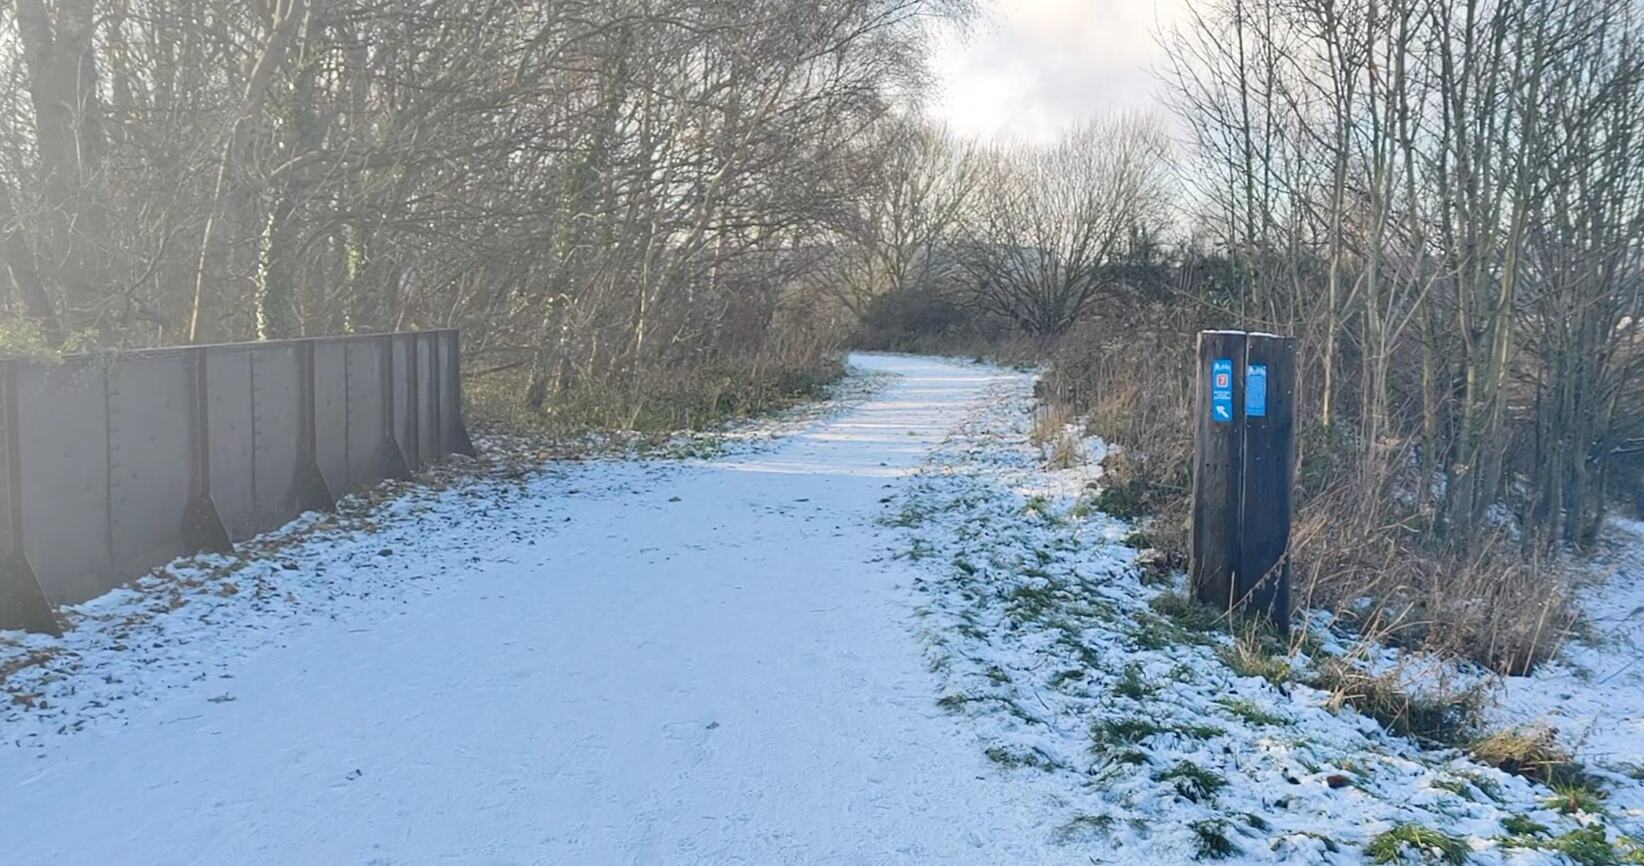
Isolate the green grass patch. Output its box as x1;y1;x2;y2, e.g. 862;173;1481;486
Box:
1177;722;1226;740
1500;815;1549;837
1091;717;1165;751
1364;824;1470;864
1006;582;1065;622
1131;593;1222;651
1453;770;1505;803
1190;818;1239;859
1217;697;1288;727
1149;591;1223;632
1088;478;1164;520
1121;527;1157;549
884;504;929;528
1114;663;1154;700
1111;748;1150;766
1503;824;1644;866
1431;777;1474;801
984;744;1067;772
1131;616;1179;650
1155;761;1227;804
1054;813;1116;841
1218;640;1293;687
1546;781;1607;815
1048;668;1087;689
936;693;969;712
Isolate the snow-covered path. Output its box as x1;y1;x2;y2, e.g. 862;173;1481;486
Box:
1;355;1076;865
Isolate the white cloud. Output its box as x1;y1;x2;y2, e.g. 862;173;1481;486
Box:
928;0;1189;144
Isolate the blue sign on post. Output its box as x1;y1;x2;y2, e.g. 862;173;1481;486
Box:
1245;364;1268;418
1210;358;1234;423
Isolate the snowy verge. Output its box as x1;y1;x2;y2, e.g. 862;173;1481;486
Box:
1485;517;1644;773
892;372;1644;864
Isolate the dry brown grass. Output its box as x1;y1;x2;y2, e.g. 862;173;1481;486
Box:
1291;471;1577;673
1032;402;1088;469
1037;306;1579;674
1310;656;1485;744
467;343;845;439
1470;727;1586;786
1039;312;1194;541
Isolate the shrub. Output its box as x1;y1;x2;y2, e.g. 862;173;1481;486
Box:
850;286;1015;354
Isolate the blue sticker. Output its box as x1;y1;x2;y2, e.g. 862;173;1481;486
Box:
1210;358;1234;423
1246;364;1268;418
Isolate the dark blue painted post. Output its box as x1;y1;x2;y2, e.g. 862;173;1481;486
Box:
1192;331;1247;611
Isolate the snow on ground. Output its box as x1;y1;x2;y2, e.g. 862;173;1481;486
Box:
0;360;891;745
892;371;1644;863
1487;517;1644;773
4;352;1643;865
0;354;1084;866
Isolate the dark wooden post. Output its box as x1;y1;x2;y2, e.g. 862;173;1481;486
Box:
1191;331;1248;610
1238;334;1296;632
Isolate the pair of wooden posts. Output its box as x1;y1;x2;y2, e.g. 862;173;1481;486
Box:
1190;330;1296;634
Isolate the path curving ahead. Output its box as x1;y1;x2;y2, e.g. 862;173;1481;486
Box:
1;355;1079;865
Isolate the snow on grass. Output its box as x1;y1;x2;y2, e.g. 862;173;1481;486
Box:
892;372;1644;864
1487;517;1644;773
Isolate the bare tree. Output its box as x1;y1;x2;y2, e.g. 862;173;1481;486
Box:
954;118;1170;336
828;119;979;318
1164;0;1644;544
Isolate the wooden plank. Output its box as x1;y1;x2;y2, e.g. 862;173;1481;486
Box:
1191;330;1247;611
1238;334;1296;632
